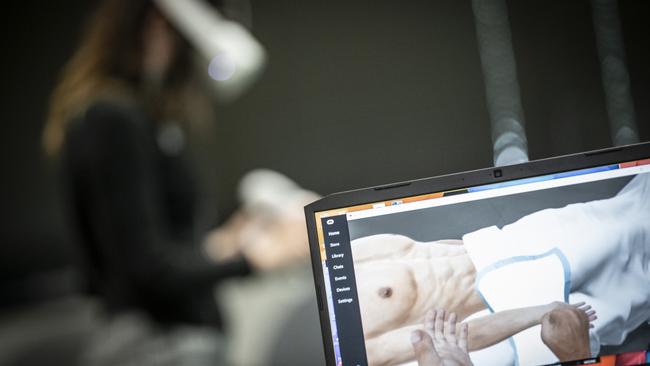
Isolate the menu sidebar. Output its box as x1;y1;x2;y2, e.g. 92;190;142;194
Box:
322;215;368;366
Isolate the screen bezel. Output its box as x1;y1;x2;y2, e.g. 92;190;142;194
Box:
304;142;650;366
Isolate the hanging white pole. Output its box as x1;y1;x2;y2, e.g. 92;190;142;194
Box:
592;0;639;146
472;0;529;167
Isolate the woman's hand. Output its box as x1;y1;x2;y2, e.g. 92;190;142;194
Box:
203;207;310;271
203;209;250;262
239;213;310;271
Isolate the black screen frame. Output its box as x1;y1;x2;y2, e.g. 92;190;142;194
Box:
304;142;650;366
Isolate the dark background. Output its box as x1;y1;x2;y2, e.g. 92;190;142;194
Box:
1;0;649;297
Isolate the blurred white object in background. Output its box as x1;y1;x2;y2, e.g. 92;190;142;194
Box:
238;169;320;220
234;169;319;271
215;170;321;365
202;169;318;271
154;0;267;101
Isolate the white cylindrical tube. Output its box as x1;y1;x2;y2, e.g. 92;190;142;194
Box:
154;0;267;101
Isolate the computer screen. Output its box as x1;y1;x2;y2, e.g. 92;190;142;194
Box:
314;158;650;366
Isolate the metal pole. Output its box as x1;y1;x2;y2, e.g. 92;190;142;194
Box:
592;0;639;146
472;0;529;167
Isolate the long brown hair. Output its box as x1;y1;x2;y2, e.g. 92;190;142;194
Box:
43;0;197;156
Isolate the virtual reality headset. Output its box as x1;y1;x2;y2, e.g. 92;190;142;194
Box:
154;0;267;101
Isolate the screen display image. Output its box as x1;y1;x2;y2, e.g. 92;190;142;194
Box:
314;160;650;366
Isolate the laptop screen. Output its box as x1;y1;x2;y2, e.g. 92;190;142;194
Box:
313;158;650;366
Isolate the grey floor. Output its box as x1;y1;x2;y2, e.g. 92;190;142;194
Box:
1;263;646;365
0;263;326;366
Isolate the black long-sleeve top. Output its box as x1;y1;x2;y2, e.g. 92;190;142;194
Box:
62;99;250;327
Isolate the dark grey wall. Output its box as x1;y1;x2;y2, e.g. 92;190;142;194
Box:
212;0;650;212
1;0;649;283
1;1;96;280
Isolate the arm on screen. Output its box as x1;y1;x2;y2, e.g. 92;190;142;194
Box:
365;305;538;366
368;303;592;365
365;305;544;366
464;304;551;350
465;302;595;351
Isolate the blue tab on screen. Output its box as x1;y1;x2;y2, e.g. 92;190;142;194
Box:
553;164;619;178
468;164;620;193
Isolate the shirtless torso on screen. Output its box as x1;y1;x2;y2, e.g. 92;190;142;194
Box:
352;234;593;366
353;234;485;335
352;234;485;365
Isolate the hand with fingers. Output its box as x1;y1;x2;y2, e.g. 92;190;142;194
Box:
573;302;598;327
541;301;596;361
544;301;598;328
410;309;474;366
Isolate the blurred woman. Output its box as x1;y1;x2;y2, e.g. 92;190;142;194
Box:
42;0;307;342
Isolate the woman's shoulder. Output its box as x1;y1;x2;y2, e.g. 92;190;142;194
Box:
69;93;151;141
84;94;146;128
64;94;153;160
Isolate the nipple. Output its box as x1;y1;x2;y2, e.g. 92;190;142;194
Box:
378;287;393;298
